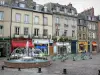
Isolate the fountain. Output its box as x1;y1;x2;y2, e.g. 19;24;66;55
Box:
4;41;51;68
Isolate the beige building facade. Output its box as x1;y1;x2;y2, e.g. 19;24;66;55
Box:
11;8;33;38
0;6;11;37
33;12;52;39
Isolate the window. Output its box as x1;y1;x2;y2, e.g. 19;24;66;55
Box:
43;29;48;36
56;7;59;12
15;27;20;35
89;32;91;38
16;13;21;22
56;29;59;36
83;27;86;31
68;9;72;13
88;16;91;20
72;30;75;37
0;1;5;5
19;3;25;8
83;34;85;39
34;16;39;24
24;14;29;23
0;12;4;20
79;19;83;25
56;17;59;24
44;6;47;12
93;32;96;39
64;8;67;13
64;30;67;36
88;24;91;29
24;27;28;35
34;28;39;36
79;26;81;30
44;17;48;25
79;34;81;39
72;10;74;15
0;26;3;34
64;24;68;27
92;25;95;30
36;4;39;11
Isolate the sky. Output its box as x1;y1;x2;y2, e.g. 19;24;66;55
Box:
33;0;100;15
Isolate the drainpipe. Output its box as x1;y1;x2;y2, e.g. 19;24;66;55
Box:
10;6;12;55
31;11;33;40
43;7;44;38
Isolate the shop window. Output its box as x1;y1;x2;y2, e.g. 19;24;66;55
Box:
79;44;85;51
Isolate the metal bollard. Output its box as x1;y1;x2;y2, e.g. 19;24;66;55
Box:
18;68;21;71
1;66;4;70
63;68;67;74
38;68;42;73
98;70;100;75
73;57;75;61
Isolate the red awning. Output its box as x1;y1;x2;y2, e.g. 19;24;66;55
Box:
12;41;34;48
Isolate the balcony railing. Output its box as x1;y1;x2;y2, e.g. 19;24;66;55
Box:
13;34;31;38
13;34;51;39
32;34;51;39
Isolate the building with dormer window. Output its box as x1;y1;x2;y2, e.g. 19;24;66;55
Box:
44;3;78;54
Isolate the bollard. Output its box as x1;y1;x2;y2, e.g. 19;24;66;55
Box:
38;68;42;73
98;70;100;75
63;69;67;74
73;57;75;61
1;66;4;70
18;68;21;71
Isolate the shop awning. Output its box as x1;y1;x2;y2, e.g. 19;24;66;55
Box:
92;42;97;46
12;41;34;48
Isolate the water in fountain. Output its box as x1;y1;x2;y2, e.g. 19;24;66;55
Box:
10;40;45;60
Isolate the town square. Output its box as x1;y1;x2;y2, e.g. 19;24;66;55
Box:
0;0;100;75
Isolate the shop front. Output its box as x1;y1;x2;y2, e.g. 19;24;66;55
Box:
11;38;33;53
0;38;10;57
32;39;53;55
92;41;97;53
78;41;88;53
54;42;71;55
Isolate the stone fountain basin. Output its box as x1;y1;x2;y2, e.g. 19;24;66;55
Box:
4;59;51;68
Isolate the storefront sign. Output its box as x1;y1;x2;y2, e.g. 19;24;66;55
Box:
33;39;53;44
56;42;70;46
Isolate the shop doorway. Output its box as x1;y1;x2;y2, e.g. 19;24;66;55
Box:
92;42;97;51
0;47;6;57
58;46;67;55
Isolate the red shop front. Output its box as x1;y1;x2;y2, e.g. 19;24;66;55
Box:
11;38;34;53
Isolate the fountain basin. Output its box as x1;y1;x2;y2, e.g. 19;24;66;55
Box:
4;59;51;68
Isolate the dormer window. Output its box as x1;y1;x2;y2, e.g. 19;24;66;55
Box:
56;7;59;12
44;6;47;12
72;10;74;15
0;1;5;5
68;9;72;13
19;3;25;8
15;1;18;3
36;4;39;11
88;16;91;20
64;8;67;13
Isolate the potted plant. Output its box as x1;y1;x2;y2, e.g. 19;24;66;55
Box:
52;36;57;43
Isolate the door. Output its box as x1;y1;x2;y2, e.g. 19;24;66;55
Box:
71;41;76;54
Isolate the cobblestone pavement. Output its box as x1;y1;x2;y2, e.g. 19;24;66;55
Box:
0;54;100;75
